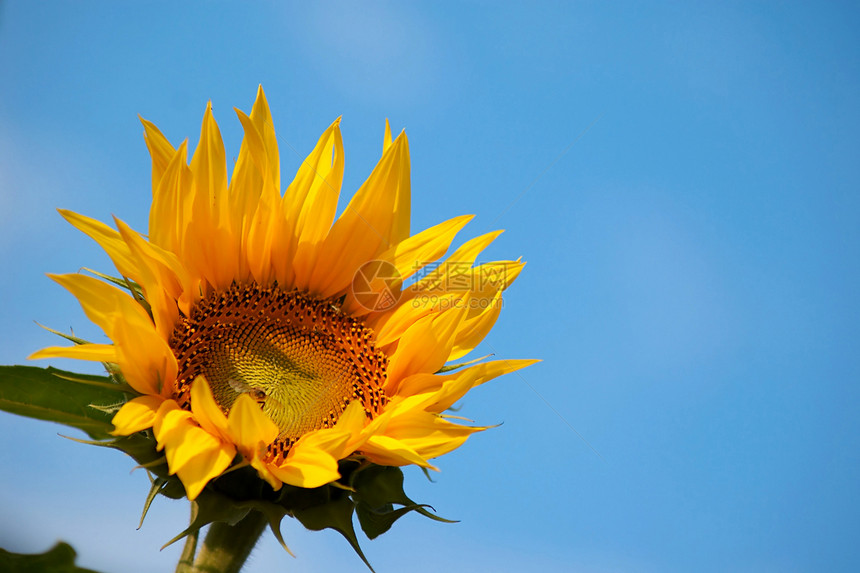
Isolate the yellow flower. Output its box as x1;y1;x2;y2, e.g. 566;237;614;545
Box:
31;87;535;500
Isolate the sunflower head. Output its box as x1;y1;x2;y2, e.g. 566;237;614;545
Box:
31;87;535;554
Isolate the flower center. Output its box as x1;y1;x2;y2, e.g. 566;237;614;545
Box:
169;283;388;462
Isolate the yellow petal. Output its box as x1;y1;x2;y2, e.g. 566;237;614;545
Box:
111;395;164;435
176;442;235;500
285;119;344;289
249;456;284;492
189;376;229;439
447;289;504;361
308;132;411;298
271;402;369;473
48;273;140;334
268;443;341;488
382;118;392;153
48;274;176;396
248;85;280;192
232;107;282;285
228;88;280;263
114;217;190;296
188;102;237;290
226;393;279;457
361;434;437;470
112;315;178;398
153;400;193;450
229;109;266;231
244;185;282;285
140;116;177;197
153;399;236;499
60;209;188;334
189;102;229;220
296;427;351;459
367;230;504;344
386;215;473;281
368;291;457;348
149;142;192;255
59;210;138;282
330;400;371;456
341;214;473;317
166;426;231;477
112;217;184;338
394;371;450;397
381;410;484;460
472;259;525;293
190;380;283;489
28;343;117;363
426;358;539;413
409;230;504;293
385;305;466;394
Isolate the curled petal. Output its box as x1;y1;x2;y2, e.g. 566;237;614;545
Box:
386;305;466;394
111;395;164;436
189;376;229;439
227;393;279;458
361;435;437;470
268;443;341;488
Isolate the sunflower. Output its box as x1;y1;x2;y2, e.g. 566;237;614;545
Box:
31;87;534;501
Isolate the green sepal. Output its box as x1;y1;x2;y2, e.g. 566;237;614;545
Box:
106;433;189;504
34;323;93;346
86;401;126;415
0;366;127;439
140;461;458;571
252;503;296;557
107;433;167;473
81;268;141;293
139;476;171;529
356;503;428;540
292;490;374;572
54;429;185;529
0;542;103;573
161;489;254;550
60;431;173;483
81;268;152;318
436;353;493;373
351;465;456;540
34;326;132;392
163;488;299;557
419;465;436;482
352;465;456;524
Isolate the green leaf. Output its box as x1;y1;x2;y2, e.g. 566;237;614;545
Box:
0;366;127;439
0;542;104;573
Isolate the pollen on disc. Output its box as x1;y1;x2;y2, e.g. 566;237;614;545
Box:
169;283;388;463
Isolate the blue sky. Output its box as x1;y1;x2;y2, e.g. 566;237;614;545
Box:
1;2;858;571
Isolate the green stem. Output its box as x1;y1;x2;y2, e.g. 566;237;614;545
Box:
174;511;199;573
190;511;267;573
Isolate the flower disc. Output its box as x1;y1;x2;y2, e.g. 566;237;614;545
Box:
169;283;387;462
